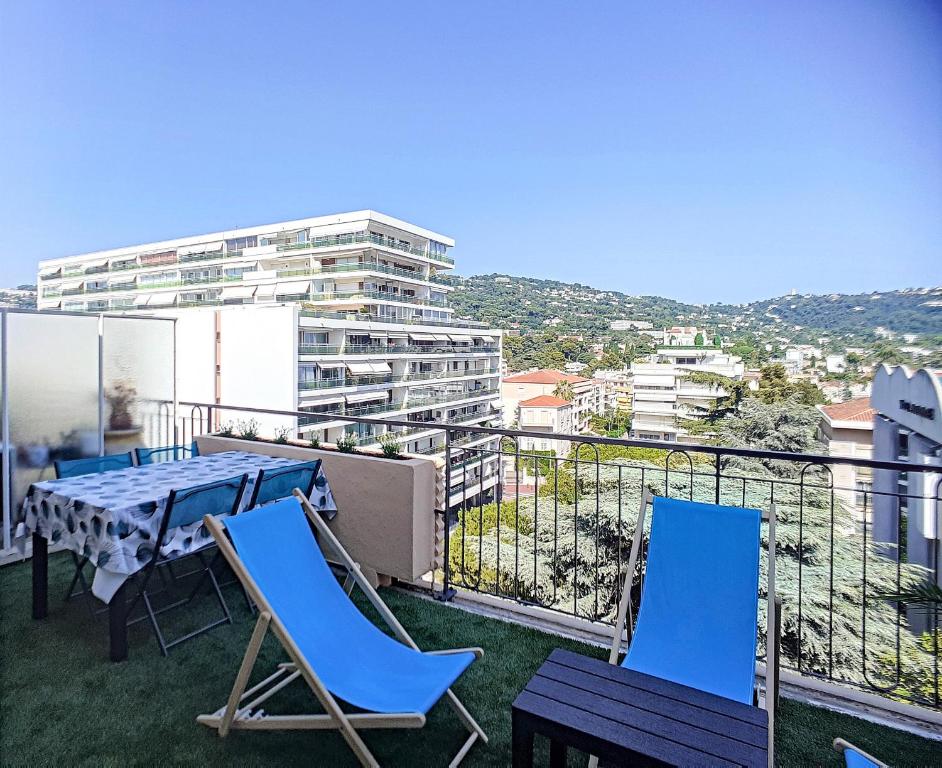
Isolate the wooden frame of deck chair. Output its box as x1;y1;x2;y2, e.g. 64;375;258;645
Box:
196;489;488;768
597;489;781;768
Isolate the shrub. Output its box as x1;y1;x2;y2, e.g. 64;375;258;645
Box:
273;426;291;444
217;421;234;438
378;432;401;459
236;419;259;440
309;433;321;449
335;433;357;453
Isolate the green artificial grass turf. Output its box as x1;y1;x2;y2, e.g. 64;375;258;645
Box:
0;553;939;766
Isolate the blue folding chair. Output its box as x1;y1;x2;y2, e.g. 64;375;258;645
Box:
197;493;487;767
605;492;779;767
135;442;199;465
247;459;321;509
55;452;135;607
833;738;887;768
124;473;248;656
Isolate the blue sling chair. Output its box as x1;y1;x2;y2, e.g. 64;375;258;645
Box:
832;738;888;768
55;452;136;608
197;491;487;768
601;491;780;768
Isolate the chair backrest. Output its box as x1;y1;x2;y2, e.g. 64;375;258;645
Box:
619;496;762;705
833;739;887;768
54;452;134;479
248;460;321;509
157;474;248;549
135;442;199;465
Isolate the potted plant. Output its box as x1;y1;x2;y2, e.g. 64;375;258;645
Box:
104;382;142;452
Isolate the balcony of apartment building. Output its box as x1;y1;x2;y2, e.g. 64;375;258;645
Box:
5;308;939;766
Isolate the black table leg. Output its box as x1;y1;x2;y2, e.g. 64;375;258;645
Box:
109;582;128;662
31;533;48;619
549;739;567;768
512;709;535;767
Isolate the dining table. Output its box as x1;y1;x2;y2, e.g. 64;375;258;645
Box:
18;450;337;661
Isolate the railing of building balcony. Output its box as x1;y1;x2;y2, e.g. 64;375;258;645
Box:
298;369;499;391
300;344;499;355
275;231;455;266
293;388;498;424
158;399;942;715
299;310;491;329
276;263;450;284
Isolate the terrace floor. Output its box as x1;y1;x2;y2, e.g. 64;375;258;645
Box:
1;554;939;767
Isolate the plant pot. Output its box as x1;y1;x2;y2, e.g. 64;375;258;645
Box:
195;434;443;583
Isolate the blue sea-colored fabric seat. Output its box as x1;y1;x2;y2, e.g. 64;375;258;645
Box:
833;738;885;768
621;496;761;705
225;499;476;714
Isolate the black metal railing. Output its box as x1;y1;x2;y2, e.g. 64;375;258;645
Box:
151;400;941;712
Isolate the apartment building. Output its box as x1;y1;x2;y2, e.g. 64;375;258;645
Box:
517;395;574;454
36;210;503;504
593;369;633;413
629;339;744;443
501;370;605;433
816;397;875;513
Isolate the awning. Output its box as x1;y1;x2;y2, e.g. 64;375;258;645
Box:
275;280;312;295
299;395;345;407
368;361;391;374
449;334;474;343
409;333;437;341
316;361;346;370
432;334;452;342
476;334;497;342
83;259;108;269
133;295;150;306
369;331;388;338
387;331;408;339
146;292;177;306
346;392;388;404
346;362;375;375
220;285;255;299
254;284;276;300
60;281;83;291
178;241;223;256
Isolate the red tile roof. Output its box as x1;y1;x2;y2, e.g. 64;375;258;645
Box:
519;395;571;408
819;397;876;423
503;370;589;385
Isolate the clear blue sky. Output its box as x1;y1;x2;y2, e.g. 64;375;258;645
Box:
0;1;939;303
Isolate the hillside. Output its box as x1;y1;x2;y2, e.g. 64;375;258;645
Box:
447;274;942;341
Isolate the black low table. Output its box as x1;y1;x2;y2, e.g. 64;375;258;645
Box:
512;649;768;767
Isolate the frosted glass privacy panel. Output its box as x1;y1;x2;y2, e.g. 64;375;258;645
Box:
102;315;175;451
5;311;100;520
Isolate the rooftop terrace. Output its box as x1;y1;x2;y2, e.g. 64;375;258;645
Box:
1;554;938;767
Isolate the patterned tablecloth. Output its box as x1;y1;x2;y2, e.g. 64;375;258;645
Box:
17;451;336;602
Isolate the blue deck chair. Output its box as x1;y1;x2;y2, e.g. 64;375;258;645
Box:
124;474;248;656
604;491;779;767
197;492;487;768
55;452;135;607
135;442;199;465
832;738;888;768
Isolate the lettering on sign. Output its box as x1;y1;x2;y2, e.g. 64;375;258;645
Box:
899;400;936;421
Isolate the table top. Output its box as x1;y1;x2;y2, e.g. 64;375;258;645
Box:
20;451;336;576
513;648;768;767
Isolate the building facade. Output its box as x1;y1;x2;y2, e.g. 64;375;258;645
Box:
36;210;504;504
629;341;744;443
517;395;574;454
501;370;604;434
816;397;875;514
870;365;942;598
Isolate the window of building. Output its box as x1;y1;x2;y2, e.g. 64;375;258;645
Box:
225;236;257;251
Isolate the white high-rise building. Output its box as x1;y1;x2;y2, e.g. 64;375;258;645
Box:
36;210;503;503
630;340;744;443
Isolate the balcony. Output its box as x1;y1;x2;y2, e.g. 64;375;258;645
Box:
2;311;938;764
275;230;455;266
5;555;933;766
